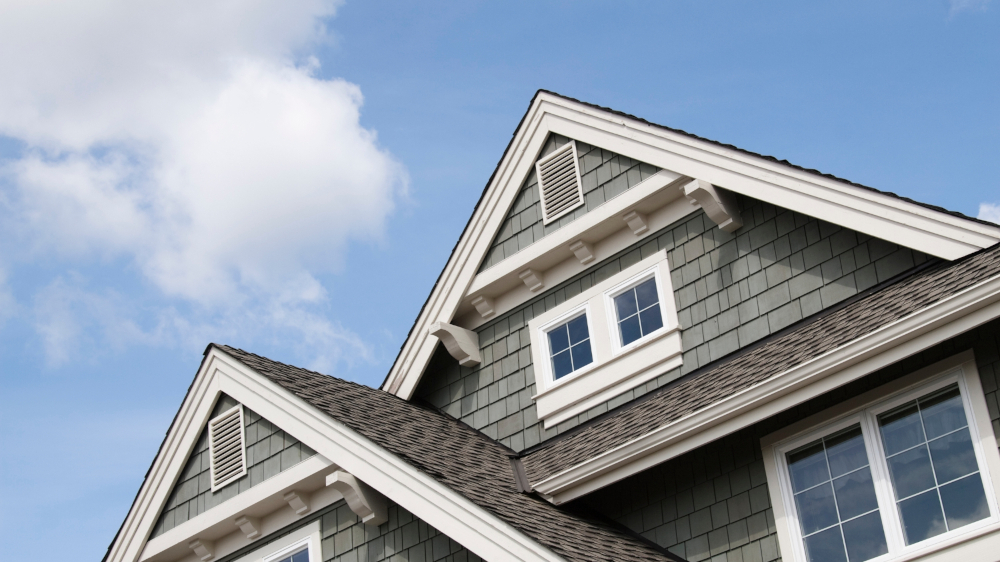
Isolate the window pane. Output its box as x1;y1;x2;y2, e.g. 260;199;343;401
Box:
879;403;924;456
571;341;593;370
826;427;868;478
804;526;847;562
940;473;989;530
639;306;663;335
548;325;569;354
567;315;589;344
635;278;659;310
614;290;638;321
841;511;888;562
928;428;978;483
920;388;965;440
886;445;936;499
789;442;829;492
552;350;573;380
619;315;642;346
898;489;946;544
290;550;309;562
796;482;839;535
833;468;879;521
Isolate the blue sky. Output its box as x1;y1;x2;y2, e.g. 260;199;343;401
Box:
0;1;997;560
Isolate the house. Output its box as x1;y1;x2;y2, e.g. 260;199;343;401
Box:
104;91;1000;562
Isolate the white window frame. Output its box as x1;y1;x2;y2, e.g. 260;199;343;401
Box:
603;265;671;355
233;520;322;562
536;303;597;387
763;352;1000;562
529;249;682;428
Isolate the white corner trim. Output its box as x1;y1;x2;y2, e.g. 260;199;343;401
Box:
428;322;481;367
528;249;682;428
683;179;741;232
531;271;1000;504
326;471;388;526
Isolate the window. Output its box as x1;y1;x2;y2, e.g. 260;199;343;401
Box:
273;548;309;562
772;370;998;562
546;312;593;380
609;275;664;349
528;249;682;427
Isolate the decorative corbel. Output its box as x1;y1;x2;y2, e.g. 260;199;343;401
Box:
518;268;544;292
429;322;481;366
568;240;595;265
326;471;388;526
234;515;261;540
683;179;742;232
282;490;310;515
188;539;215;562
623;211;649;235
471;295;495;319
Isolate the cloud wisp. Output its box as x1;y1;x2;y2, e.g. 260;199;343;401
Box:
0;0;407;370
949;0;994;13
979;203;1000;225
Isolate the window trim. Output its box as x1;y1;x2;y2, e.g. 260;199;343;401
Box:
262;535;311;562
529;249;682;427
602;266;671;356
536;303;597;388
762;352;1000;562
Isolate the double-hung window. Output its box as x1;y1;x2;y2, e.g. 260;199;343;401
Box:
772;368;998;562
609;274;665;350
545;311;594;380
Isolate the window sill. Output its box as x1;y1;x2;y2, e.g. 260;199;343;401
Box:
532;325;682;428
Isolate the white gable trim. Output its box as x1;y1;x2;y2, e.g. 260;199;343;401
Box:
382;91;1000;400
531;271;1000;504
106;348;563;562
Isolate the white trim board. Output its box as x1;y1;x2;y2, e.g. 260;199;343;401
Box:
530;271;1000;504
381;91;1000;401
106;348;564;562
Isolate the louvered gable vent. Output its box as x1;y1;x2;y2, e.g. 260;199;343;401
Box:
209;404;247;491
537;141;584;224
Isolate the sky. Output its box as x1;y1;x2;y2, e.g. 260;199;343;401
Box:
0;1;997;560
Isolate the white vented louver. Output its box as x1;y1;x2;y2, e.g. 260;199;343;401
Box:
536;141;584;224
209;404;247;492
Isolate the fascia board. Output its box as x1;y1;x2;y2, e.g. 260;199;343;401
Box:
209;350;565;562
106;353;225;562
383;90;1000;401
532;271;1000;504
534;98;1000;259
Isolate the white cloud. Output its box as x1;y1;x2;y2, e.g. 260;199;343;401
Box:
949;0;994;13
0;0;406;369
979;202;1000;224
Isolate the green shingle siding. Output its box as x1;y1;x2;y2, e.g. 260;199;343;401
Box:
322;499;480;562
416;196;930;453
478;134;660;272
583;318;1000;562
151;394;317;537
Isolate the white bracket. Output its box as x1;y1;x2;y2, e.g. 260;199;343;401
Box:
188;539;214;562
569;240;595;265
518;268;544;292
683;179;742;232
282;490;310;516
623;211;649;235
326;470;388;526
429;322;481;367
471;295;496;319
234;515;261;540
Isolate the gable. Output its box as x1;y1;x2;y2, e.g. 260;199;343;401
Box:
150;393;316;538
414;194;931;450
480;133;660;272
381;90;1000;403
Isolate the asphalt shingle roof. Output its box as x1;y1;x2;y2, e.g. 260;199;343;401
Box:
216;345;681;562
519;244;1000;484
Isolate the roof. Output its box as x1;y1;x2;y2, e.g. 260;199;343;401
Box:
381;88;998;390
518;243;1000;484
215;345;682;562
